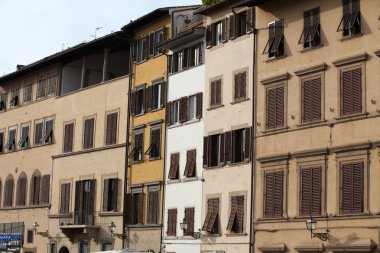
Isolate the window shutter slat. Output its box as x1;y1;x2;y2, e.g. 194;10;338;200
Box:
229;15;236;40
179;96;188;123
103;179;109;211
264;171;283;218
196;92;203;119
352;162;364;213
145;86;152;112
275;86;284;127
166;102;171;126
341;163;353;213
203;137;208;167
227;196;238;230
312;78;322;121
236;196;244;233
225;131;232;163
244;127;251;160
352;68;362;114
266;88;276;129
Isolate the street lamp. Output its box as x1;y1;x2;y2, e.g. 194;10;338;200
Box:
108;222;123;239
179;219;188;231
305;217;328;241
32;222;49;237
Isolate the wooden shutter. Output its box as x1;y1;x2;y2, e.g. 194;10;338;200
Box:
210;81;215;106
179;96;188;123
124;193;133;225
17;176;26;206
31;175;41;205
264;171;283;218
145;86;152;112
300;167;321;216
266;86;284;129
102;179;110;211
215;80;222;105
0;132;4;152
106;113;118;145
219;133;225;164
44;120;53;142
229;15;236;40
302;78;321;123
160;82;166;107
138;192;145;224
246;8;254;33
236;196;244;233
244;127;251;160
222;18;228;42
341;68;362;116
60;183;70;214
206;25;212;48
40;175;50;204
166;102;171;126
227;196;238;231
340;162;364;214
240;72;247;99
196;93;203;119
169;153;179;179
111;179;119;211
84;118;94;149
184;208;195;236
203;137;209;167
74;181;83;215
149;32;155;56
5;178;14;207
234;74;240;100
184;149;196;177
64;123;74;152
167;209;177;236
130;91;136;116
272;20;284;53
204;198;219;232
225;131;232;163
351;68;362;114
35;122;43;144
147;191;159;224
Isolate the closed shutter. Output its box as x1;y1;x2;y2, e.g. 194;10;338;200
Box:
60;183;70;214
143;36;148;60
244;127;251;160
74;181;83;223
111;179;119;211
300;167;321;216
84;118;94;149
210;81;215;106
246;8;254;33
234;74;240;100
203;137;208;167
225;131;232;163
148;191;159;224
264;171;283;218
196;93;203;119
229;15;236;40
138;192;145;224
184;208;195;236
266;86;284;129
125;193;133;225
341;68;362;116
302;78;321;123
130;91;136;116
216;80;222;106
31;175;41;205
351;68;362;114
184;149;196;177
40;175;50;204
179;97;188;123
219;133;225;165
106;113;118;145
102;179;109;211
89;180;96;223
64;123;74;152
145;86;152;112
17;177;26;206
240;72;247;99
5;179;14;207
340;162;364;214
167;209;177;236
166;102;171;126
0;181;2;207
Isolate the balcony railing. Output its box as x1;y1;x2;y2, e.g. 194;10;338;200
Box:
59;211;95;226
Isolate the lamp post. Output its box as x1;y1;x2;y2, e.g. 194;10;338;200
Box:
305;217;329;241
32;222;49;237
108;222;124;240
179;219;201;239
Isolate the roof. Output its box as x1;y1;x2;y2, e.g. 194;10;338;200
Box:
0;31;130;84
196;0;272;15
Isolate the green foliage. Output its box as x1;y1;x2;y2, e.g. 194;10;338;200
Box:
202;0;220;7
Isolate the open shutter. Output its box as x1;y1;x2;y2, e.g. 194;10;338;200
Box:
206;25;212;48
215;80;222;105
33;176;41;205
160;82;166;107
271;20;284;54
149;32;155;56
244;127;251;160
179;97;188;123
229;15;236;40
236;196;244;233
196;92;203;119
203;137;209;167
222;18;228;42
227;196;238;230
166;102;171;126
225;131;232;163
145;86;152;112
102;179;109;211
138;192;145;224
130;91;136;116
246;8;254;33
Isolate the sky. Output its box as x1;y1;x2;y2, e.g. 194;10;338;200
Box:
0;0;201;76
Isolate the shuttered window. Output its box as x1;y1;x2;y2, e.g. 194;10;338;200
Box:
149;127;161;159
184;208;195;236
6;128;16;151
196;93;203;119
179;96;188;123
43;119;54;144
23;84;32;103
202;198;219;234
19;126;29;149
300;167;322;216
184;149;196;177
264;171;284;218
106;113;118;145
60;183;71;214
102;178;119;212
234;72;247;101
63;123;74;153
168;153;180;179
83;118;95;149
266;86;284;130
263;20;284;58
16;175;27;206
227;196;244;233
47;75;57;96
340;68;362;116
299;8;321;48
0;132;4;153
40;174;50;204
206;20;226;48
132;132;144;162
0;92;7;111
147;190;159;224
4;177;14;207
337;0;361;37
151;82;164;110
34;121;44;145
340;161;364;214
30;174;41;205
167;209;177;236
37;78;46;99
132;192;145;224
210;79;222;107
302;77;321;123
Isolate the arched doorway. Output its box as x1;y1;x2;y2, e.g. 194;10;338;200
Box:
59;246;69;253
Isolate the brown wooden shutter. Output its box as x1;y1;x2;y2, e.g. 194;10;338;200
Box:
149;32;155;56
234;74;240;100
0;181;2;207
206;25;212;48
300;167;321;216
130;91;136;116
272;20;284;53
302;80;313;122
64;123;74;152
169;153;179;179
167;209;177;236
84;118;94;149
275;86;284;127
240;72;247;99
224;131;232;163
0;132;4;152
222;18;228;42
184;207;195;236
264;171;283;218
196;93;203;119
40;175;50;204
145;86;152;112
124;193;133;225
303;9;312;43
35;122;43;144
179;96;188;123
236;196;244;233
215;80;222;105
210;81;215;106
219;133;225;165
160;82;166;107
147;191;159;224
244;127;251;161
138;192;145;224
33;176;41;205
351;68;362;114
102;179;109;211
227;196;238;231
166;102;171;126
229;15;236;40
246;8;253;33
74;181;83;216
184;149;196;177
340;162;364;214
60;183;70;214
202;198;219;232
111;179;119;211
203;137;209;167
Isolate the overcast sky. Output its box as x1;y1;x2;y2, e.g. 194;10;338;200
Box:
0;0;201;76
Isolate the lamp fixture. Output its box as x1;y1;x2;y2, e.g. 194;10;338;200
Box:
179;219;201;239
108;222;124;240
32;222;49;237
305;217;329;241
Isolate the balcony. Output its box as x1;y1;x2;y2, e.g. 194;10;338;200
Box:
59;211;100;237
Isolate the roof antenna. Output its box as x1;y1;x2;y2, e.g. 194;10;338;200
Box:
91;27;103;39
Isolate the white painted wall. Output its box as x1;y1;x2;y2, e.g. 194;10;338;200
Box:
163;62;205;253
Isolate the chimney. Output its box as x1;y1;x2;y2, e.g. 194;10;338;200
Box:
16;65;25;71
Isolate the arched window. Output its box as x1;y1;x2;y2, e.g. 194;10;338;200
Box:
4;174;14;207
16;172;27;206
30;170;41;206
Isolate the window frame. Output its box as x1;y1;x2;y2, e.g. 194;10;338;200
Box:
151;81;163;111
226;193;246;234
132;130;144;162
82;116;96;150
23;83;33;104
19;123;30;149
105;110;119;146
300;74;324;124
6;126;17;152
337;0;362;38
63;120;75;153
47;74;58;96
299;7;321;49
209;77;222;108
36;77;47;100
148;125;161;159
135;86;145;116
146;184;160;224
264;83;286;131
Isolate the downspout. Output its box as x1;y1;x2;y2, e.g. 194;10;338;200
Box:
122;34;134;249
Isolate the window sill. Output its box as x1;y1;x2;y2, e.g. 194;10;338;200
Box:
163;236;177;240
265;54;287;63
230;98;249;105
339;32;364;42
148;157;161;161
204;164;225;170
296;120;327;128
126;224;162;228
207;43;224;51
0;204;50;211
131;160;144;164
183;118;201;126
262;126;289;135
167;179;181;184
207;104;224;111
225;160;251;167
133;112;146;118
48;213;72;218
225;232;248;237
98;211;123;217
182;176;200;182
167;122;182;129
334;112;368;122
136;59;148;65
150;107;164;113
300;44;323;53
181;235;198;240
204;233;221;237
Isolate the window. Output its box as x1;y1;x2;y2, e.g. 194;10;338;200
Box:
30;172;41;205
264;171;284;218
170;100;180;125
4;175;14;207
23;84;32;103
79;242;89;253
19;125;29;149
148;127;161;159
299;8;320;49
125;189;144;225
40;174;50;204
232;128;251;163
229;8;253;40
134;87;145;115
136;36;148;63
0;92;7;111
27;230;33;243
170;43;203;74
301;77;321;123
206;19;227;48
340;161;364;214
168;153;180;179
101;242;112;251
210;79;222;107
236;11;247;37
300;167;322;216
34;120;44;145
10;88;19;107
184;208;195;236
204;134;223;167
184;149;196;177
132;131;143;162
146;186;160;224
234;72;247;101
263;20;284;59
42;119;54;144
37;78;46;99
50;242;57;253
188;95;197;120
16;173;27;206
340;67;362;116
74;180;96;225
227;196;244;233
0;131;4;153
83;118;95;149
167;93;202;126
6;127;16;151
154;28;165;56
152;82;163;110
202;198;219;234
266;85;285;130
102;178;119;212
167;209;177;236
63;123;74;153
337;0;361;37
106;112;118;145
47;75;57;96
60;183;71;214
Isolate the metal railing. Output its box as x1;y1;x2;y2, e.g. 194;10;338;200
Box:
59;211;95;226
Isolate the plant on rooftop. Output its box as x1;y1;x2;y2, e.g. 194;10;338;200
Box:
202;0;220;7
